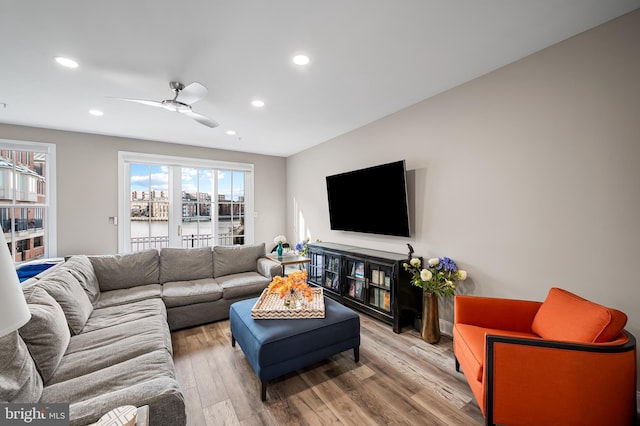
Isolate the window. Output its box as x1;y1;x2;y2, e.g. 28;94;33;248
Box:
119;152;253;253
0;141;56;263
217;170;246;245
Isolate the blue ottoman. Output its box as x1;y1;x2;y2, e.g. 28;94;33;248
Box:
230;296;360;401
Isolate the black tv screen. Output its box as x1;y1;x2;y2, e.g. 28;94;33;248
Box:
326;160;410;237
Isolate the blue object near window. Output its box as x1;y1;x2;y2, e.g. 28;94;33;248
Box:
16;260;61;282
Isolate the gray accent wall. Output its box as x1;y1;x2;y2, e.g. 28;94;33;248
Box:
287;9;640;386
0;125;287;256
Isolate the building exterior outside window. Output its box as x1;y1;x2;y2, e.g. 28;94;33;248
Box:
0;147;52;263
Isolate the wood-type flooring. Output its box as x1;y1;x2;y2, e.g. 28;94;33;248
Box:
171;313;485;426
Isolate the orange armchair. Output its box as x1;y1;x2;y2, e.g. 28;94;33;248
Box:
453;288;637;426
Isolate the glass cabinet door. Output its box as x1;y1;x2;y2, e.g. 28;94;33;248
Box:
345;259;366;303
367;264;393;312
322;254;341;293
307;251;324;285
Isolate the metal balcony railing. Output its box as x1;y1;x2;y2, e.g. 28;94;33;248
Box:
129;233;241;251
1;219;44;233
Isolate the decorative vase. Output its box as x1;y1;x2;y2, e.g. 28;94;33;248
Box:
277;242;283;256
283;289;301;309
422;292;441;343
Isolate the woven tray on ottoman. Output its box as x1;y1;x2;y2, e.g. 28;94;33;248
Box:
251;287;325;319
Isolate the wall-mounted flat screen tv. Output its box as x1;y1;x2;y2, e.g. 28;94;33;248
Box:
326;160;410;237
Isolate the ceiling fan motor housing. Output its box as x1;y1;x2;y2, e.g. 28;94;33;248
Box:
169;81;185;91
161;99;191;113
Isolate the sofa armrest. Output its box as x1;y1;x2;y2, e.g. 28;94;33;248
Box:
257;257;283;279
484;331;636;426
454;295;542;333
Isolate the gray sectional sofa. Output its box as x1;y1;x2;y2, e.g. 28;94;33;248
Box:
0;243;282;426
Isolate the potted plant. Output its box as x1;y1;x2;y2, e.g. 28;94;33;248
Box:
403;257;467;343
273;235;287;256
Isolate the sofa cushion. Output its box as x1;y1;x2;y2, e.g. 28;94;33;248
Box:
160;247;213;284
90;249;160;291
213;243;265;278
82;299;167;334
40;350;186;426
63;255;101;304
48;316;172;385
35;269;94;335
217;271;270;300
162;278;223;307
531;287;627;343
19;287;71;383
0;331;43;403
94;284;162;309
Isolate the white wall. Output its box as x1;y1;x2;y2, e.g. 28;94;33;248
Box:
287;9;640;384
0;124;287;255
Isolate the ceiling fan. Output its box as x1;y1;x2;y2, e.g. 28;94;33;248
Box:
116;81;219;128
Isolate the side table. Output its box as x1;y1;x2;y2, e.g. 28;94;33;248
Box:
264;253;310;275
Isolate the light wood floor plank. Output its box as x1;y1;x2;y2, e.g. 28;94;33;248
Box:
171;313;484;426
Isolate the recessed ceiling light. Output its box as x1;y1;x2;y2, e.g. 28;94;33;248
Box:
226;130;236;136
89;109;104;116
251;99;265;108
292;54;310;66
54;56;79;68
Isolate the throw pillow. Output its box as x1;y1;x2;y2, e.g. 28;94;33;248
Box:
531;287;627;343
19;286;71;383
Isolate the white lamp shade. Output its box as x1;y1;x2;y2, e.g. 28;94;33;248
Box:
0;244;31;337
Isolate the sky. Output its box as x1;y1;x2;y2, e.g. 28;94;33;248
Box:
129;163;244;199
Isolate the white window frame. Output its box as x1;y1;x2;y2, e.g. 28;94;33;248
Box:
118;151;254;253
0;139;57;260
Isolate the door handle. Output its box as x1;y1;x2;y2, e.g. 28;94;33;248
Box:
178;225;182;236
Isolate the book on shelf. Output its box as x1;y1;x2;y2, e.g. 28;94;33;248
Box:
354;262;365;278
371;270;379;284
355;281;363;299
383;291;391;310
371;287;383;308
348;281;355;297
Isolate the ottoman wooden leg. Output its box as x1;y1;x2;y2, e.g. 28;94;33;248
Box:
354;346;359;363
231;335;236;347
261;381;267;401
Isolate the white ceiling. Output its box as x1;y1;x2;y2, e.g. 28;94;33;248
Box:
1;1;638;157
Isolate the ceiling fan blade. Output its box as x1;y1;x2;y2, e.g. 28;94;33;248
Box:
114;98;164;108
177;82;208;104
184;111;219;128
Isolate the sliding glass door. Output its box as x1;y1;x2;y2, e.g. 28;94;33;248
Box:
119;152;253;253
129;163;170;251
